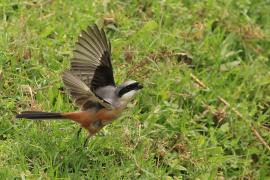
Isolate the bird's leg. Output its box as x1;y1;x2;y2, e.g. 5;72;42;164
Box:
83;135;91;147
83;121;102;147
76;127;82;138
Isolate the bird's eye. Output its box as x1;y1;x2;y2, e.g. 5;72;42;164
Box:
118;82;140;97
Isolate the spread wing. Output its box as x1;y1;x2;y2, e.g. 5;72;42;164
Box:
62;24;115;110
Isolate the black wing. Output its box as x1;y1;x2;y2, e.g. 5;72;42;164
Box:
62;24;115;110
70;24;115;91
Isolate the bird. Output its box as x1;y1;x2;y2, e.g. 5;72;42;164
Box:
16;24;143;142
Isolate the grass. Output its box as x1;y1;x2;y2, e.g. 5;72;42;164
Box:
0;0;270;179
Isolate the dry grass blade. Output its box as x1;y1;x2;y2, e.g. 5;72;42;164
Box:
218;97;270;151
190;73;208;89
190;74;270;152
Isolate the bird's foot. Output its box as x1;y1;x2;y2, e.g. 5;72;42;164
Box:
76;127;82;139
83;136;90;147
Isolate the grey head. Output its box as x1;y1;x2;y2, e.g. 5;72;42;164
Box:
114;80;143;107
95;80;143;108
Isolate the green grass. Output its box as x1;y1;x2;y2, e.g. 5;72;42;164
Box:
1;0;270;179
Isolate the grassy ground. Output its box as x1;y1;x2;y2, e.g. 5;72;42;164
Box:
0;0;270;179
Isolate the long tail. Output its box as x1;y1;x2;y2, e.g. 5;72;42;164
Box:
16;111;102;137
16;111;64;120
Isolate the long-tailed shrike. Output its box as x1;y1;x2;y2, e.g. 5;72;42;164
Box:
16;24;143;141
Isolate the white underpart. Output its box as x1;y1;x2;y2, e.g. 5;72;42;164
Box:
119;90;137;105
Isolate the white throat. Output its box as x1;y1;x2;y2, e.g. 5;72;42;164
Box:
118;90;137;107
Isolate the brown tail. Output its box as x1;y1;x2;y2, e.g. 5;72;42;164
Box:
16;111;93;129
16;111;64;120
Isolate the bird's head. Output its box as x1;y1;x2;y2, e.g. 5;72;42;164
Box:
115;80;143;106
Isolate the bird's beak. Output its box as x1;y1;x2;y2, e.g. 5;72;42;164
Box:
137;83;143;89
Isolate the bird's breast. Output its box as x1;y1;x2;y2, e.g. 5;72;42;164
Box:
96;108;123;121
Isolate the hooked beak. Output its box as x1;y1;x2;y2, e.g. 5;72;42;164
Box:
137;83;143;90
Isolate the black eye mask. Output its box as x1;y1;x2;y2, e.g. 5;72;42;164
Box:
118;82;143;97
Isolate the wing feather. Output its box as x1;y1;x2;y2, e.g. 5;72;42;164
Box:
62;24;115;110
62;72;111;109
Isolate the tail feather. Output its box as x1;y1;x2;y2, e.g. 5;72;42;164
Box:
16;111;64;120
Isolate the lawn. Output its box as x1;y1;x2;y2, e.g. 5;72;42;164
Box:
0;0;270;179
